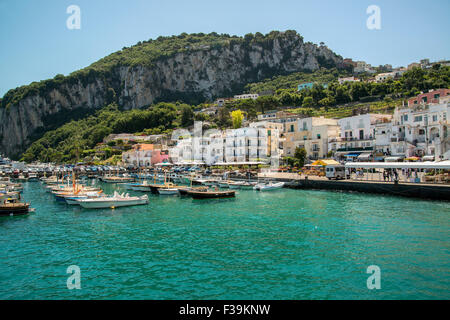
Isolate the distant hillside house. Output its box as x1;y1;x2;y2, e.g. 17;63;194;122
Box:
297;82;314;91
338;76;360;85
408;89;450;107
122;143;169;167
375;72;396;83
234;93;259;100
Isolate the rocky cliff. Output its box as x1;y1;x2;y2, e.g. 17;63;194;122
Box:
0;31;344;158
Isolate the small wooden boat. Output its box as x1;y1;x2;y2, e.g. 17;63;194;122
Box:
177;186;208;195
0;198;30;216
187;189;236;199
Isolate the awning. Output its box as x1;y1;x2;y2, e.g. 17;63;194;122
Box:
345;160;450;170
154;162;174;166
310;159;340;166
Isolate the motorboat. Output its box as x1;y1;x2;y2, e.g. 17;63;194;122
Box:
253;181;285;191
0;198;30;216
76;192;149;209
177;186;208;195
27;173;39;181
64;192;102;205
187;188;236;199
158;188;179;195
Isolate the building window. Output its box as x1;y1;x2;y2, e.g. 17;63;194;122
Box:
414;116;423;122
317;134;321;139
432;115;438;122
419;129;425;135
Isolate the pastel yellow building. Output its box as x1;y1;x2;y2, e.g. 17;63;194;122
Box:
283;117;339;160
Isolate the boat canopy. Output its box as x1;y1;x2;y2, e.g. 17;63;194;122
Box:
345;153;361;158
345;161;450;169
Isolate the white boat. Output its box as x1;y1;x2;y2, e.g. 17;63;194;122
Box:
158;188;179;195
218;181;230;188
76;192;149;209
27;173;39;181
228;181;246;189
65;192;102;205
253;181;285;191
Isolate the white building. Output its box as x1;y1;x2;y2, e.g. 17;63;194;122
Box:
338;76;360;84
121;144;154;167
376;102;450;160
375;72;396;83
234;93;259;100
334;114;392;160
169;121;282;166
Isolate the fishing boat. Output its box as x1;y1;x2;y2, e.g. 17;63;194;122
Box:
177;186;208;195
253;181;285;191
76;192;149;209
0;198;30;216
187;188;236;199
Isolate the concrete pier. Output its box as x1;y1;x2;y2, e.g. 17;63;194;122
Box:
284;179;450;201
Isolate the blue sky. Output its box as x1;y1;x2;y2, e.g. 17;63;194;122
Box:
0;0;449;96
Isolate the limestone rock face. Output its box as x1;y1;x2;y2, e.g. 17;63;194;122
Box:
0;32;343;158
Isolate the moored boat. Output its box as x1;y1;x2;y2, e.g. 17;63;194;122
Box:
253;181;285;191
0;198;30;216
76;192;149;209
187;189;236;199
158;188;179;195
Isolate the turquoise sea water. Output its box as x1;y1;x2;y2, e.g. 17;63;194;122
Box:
0;181;449;300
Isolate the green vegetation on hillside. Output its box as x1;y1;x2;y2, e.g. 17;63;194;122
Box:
21;103;180;163
227;65;450;116
21;64;450;163
1;30;305;110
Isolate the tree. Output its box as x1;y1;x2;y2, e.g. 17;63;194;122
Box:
217;107;232;128
181;105;194;127
231;109;244;129
302;96;314;107
294;147;307;167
